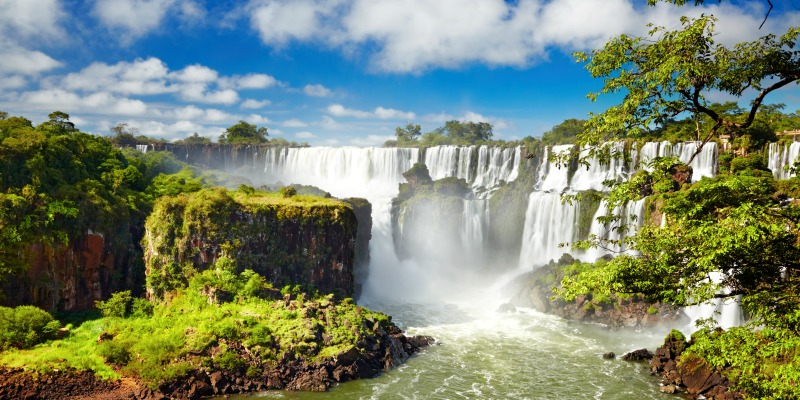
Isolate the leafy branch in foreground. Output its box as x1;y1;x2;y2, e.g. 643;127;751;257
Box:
575;15;800;163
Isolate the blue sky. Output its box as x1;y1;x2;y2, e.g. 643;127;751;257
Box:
1;0;799;146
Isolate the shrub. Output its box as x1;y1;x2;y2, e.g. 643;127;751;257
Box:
278;186;297;198
0;305;61;350
96;291;133;318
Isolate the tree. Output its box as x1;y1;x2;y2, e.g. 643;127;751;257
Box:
39;111;76;134
444;120;493;143
541;119;587;145
218;121;268;144
395;123;422;142
575;15;800;162
563;173;800;331
175;132;212;145
109;123;142;147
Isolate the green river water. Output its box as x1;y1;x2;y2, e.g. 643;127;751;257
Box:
228;299;674;400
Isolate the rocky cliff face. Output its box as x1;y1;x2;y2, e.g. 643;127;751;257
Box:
144;189;367;299
2;231;142;312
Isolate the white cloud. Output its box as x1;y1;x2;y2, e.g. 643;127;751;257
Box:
178;84;239;104
20;89;148;115
282;118;308;128
374;106;415;120
92;0;179;38
245;114;271;125
0;75;26;89
319;115;346;130
234;73;279;89
240;98;271;109
245;0;800;73
295;131;317;139
349;134;393;147
327;103;415;119
327;103;370;118
172;64;218;82
0;0;64;40
248;0;344;45
123;119;226;141
303;83;332;97
60;57;170;95
0;46;62;75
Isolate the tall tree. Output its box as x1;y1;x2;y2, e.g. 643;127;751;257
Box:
575;15;800;162
218;121;268;144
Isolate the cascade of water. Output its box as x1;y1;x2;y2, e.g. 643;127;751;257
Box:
136;144;149;154
472;146;521;189
263;147;420;197
582;198;646;261
537;145;575;192
461;199;489;261
570;142;630;191
767;142;800;180
518;192;579;269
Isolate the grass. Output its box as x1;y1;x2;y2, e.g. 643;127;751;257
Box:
0;267;393;390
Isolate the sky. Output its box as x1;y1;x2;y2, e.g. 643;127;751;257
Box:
1;0;799;146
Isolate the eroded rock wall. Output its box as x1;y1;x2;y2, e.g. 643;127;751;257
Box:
144;189;366;299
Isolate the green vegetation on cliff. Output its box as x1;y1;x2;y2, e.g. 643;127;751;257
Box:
0;258;395;389
145;187;359;300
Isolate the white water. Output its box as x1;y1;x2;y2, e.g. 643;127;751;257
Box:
249;142;732;398
768;142;800;180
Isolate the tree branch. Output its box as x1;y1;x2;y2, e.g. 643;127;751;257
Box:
759;0;774;30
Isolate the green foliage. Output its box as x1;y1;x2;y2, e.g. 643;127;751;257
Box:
541;119;587;145
563;174;800;331
0;267;394;389
729;153;771;176
683;327;800;398
402;163;433;187
433;177;470;197
96;291;133;318
278;186;297;198
575;14;800;157
444;120;493;143
174;132;212;145
144;188;355;300
218;121;268;145
0;306;61;350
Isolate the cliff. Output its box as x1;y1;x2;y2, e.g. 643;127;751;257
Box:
144;188;366;299
2;229;143;312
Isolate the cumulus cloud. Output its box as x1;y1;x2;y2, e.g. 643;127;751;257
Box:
295;131;317;139
240;98;271;109
92;0;176;38
0;46;62;75
349;134;393;147
60;57;170;94
234;73;279;89
282;118;308;128
303;83;332;97
245;0;800;73
20;89;148;115
327;103;415;119
0;0;65;40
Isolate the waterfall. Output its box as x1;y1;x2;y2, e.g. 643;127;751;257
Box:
767;142;800;180
461;199;488;262
570;142;630;191
518;192;579;268
136;144;149;154
537;145;574;192
583;198;646;261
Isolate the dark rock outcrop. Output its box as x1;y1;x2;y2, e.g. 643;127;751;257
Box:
650;331;742;400
2;231;142;312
